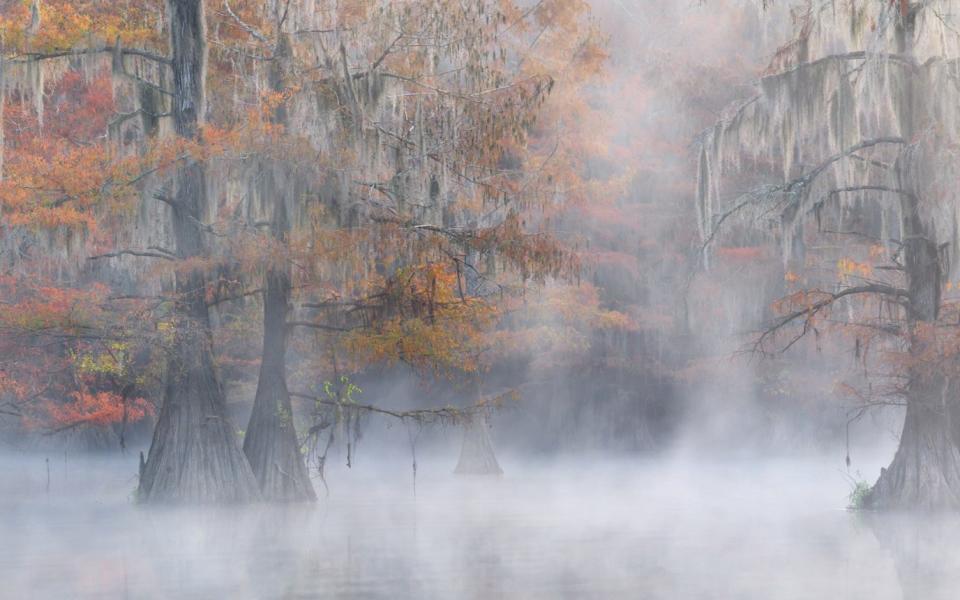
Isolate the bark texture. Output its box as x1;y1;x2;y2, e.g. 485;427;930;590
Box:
138;0;260;504
866;376;960;510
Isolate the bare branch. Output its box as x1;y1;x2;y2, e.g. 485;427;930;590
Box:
755;284;909;355
88;250;176;262
291;392;510;427
287;321;354;332
11;46;171;65
207;288;263;307
781;138;908;197
223;0;270;45
370;33;403;72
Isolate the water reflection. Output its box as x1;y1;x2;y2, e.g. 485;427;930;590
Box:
863;511;960;600
0;454;945;599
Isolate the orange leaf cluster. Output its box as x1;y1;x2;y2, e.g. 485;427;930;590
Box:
38;390;154;430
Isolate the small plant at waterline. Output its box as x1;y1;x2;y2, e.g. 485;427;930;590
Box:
847;478;872;509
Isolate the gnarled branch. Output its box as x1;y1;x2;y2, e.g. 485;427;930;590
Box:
755;284;909;355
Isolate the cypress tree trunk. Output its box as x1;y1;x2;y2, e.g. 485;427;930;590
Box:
454;413;503;476
241;33;315;501
866;233;960;509
866;187;960;509
866;373;960;510
243;267;316;501
138;0;260;503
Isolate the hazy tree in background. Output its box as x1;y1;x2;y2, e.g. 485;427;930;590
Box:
699;0;960;508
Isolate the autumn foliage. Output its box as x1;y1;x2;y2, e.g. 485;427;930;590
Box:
37;391;153;431
0;0;613;450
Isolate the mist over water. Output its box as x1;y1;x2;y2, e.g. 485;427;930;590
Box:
2;446;955;599
6;0;960;598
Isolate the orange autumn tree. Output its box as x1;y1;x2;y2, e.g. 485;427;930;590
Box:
197;0;602;497
0;2;166;446
0;274;161;446
1;0;265;502
1;0;605;502
697;0;960;509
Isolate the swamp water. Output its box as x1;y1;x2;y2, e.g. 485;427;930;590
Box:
0;453;954;599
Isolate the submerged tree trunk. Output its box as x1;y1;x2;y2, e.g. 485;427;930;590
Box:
242;33;315;501
139;281;260;503
243;265;316;501
138;0;260;503
454;414;503;475
864;236;960;509
867;375;960;510
866;182;960;508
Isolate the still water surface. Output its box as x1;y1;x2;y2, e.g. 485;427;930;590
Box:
0;453;954;599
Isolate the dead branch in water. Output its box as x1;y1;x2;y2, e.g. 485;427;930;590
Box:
290;389;517;431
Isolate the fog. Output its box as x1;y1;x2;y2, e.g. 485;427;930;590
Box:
5;445;960;599
7;0;960;597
